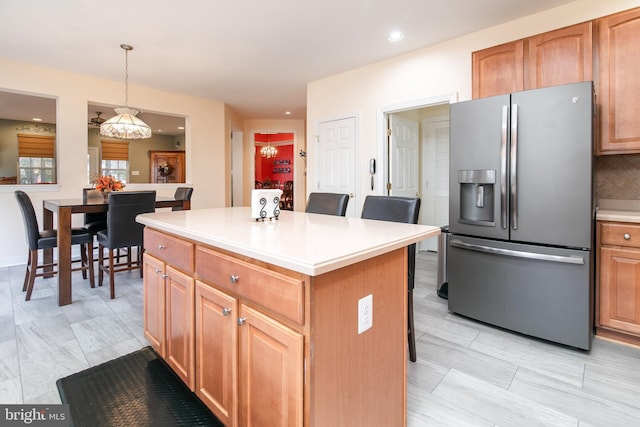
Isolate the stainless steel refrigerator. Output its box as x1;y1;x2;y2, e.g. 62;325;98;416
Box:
448;81;594;350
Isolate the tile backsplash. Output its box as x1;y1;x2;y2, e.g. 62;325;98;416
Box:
596;154;640;202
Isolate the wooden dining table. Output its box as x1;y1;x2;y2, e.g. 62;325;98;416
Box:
42;196;190;306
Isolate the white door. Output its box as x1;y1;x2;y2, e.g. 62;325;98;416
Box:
388;114;419;198
315;117;357;217
421;119;450;251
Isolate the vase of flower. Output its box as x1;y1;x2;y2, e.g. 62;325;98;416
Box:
92;175;125;202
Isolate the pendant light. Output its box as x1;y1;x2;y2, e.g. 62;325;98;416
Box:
100;44;152;140
261;144;278;158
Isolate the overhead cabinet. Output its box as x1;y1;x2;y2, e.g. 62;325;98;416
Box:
597;7;640;154
473;7;640;155
472;22;592;99
472;40;524;99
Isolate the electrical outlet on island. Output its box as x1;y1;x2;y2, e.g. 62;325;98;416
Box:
358;294;373;334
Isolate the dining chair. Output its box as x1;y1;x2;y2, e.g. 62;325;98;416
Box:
361;195;421;362
14;190;95;301
172;187;193;211
305;192;350;216
96;191;156;299
82;188;108;233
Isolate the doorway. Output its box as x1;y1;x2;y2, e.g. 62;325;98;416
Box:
254;132;295;211
382;94;455;252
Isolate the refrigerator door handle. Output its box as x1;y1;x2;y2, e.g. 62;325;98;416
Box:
500;105;508;229
510;103;518;230
450;239;584;265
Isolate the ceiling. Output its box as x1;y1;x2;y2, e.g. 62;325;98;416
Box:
0;0;576;122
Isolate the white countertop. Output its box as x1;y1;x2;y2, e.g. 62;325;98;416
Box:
137;207;441;276
597;199;640;223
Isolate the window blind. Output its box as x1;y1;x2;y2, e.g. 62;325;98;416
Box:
101;140;129;160
17;134;55;158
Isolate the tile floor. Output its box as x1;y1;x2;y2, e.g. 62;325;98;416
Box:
2;252;640;426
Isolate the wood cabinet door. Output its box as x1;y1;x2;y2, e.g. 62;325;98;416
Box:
150;151;185;183
525;22;593;90
238;304;303;427
195;281;238;427
599;246;640;335
165;265;195;390
597;7;640;154
472;40;524;99
142;254;165;357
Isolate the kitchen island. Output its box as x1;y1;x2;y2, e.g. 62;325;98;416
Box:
136;207;440;427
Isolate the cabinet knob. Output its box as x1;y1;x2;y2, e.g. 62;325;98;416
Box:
624;233;631;240
158;244;166;250
230;275;240;284
222;307;232;316
155;269;162;274
161;274;169;279
237;317;246;326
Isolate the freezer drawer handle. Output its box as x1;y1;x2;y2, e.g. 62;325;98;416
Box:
450;239;584;265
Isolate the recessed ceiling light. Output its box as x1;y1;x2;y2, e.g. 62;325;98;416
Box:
32;117;42;122
284;111;292;115
388;31;404;42
178;126;185;130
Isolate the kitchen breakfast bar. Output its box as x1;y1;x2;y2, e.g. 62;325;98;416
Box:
136;207;440;427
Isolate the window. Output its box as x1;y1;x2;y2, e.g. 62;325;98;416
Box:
17;134;56;184
100;140;129;183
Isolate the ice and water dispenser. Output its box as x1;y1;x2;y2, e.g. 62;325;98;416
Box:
458;169;496;226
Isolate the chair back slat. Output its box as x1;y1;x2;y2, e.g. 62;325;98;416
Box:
361;195;421;290
14;190;41;250
305;192;350;216
83;188;108;226
172;187;193;211
106;191;156;248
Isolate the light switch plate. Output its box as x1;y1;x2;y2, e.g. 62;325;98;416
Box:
358;294;373;334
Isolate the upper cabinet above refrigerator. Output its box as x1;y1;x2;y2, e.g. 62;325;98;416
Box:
472;6;640;155
472;21;593;99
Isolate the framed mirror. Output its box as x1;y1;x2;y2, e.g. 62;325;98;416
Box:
0;90;57;185
88;103;186;184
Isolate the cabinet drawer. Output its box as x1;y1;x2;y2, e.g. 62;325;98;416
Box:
196;246;304;325
144;228;194;274
600;222;640;248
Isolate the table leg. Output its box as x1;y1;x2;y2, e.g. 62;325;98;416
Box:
57;207;72;306
42;204;54;278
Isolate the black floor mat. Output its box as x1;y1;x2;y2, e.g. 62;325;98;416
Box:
56;346;223;427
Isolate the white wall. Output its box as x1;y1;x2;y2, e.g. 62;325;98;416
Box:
0;59;227;266
306;0;640;214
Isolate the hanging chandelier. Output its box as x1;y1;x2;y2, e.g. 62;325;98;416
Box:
100;44;152;140
261;144;277;158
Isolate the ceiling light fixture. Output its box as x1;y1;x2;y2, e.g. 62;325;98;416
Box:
261;144;278;158
388;31;404;42
100;44;152;140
